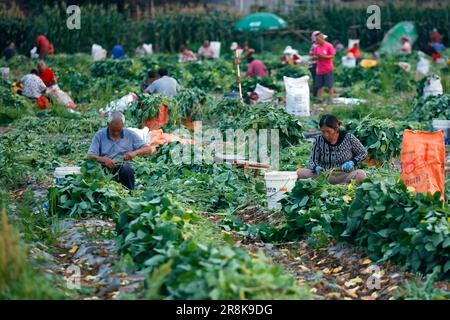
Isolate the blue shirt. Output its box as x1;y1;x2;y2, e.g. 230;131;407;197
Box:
88;128;148;160
146;76;181;97
431;42;445;53
112;45;125;59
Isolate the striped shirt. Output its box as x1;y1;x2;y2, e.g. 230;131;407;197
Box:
308;131;368;170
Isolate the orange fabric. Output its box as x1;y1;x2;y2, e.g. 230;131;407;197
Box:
149;129;195;153
400;130;445;200
182;114;198;130
144;105;169;130
37;96;51;110
142;104;195;151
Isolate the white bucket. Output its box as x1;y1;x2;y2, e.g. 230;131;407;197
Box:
54;167;81;184
264;171;298;210
432;120;450;145
0;67;10;80
342;56;356;68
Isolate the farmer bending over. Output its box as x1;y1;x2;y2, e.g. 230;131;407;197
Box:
20;68;47;100
87;112;152;189
144;68;180;97
297;115;368;185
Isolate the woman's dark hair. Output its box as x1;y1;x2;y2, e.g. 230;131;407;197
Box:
30;68;39;75
147;70;157;78
319;114;342;129
158;68;168;77
247;55;254;63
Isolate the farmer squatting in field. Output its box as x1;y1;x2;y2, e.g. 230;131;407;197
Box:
87;112;153;189
297;114;368;185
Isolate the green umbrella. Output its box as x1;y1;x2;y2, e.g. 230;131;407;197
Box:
235;12;287;51
378;21;418;55
235;12;287;32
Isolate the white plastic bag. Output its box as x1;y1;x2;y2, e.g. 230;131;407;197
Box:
128;127;151;143
423;75;443;98
30;47;39;59
142;44;153;55
210;41;221;58
100;93;137;115
332;97;367;105
284;76;310;117
416;52;430;76
91;44;107;61
342;56;356;68
46;84;75;108
254;84;274;103
0;67;10;80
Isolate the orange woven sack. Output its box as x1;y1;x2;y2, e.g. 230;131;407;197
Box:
400;130;445;200
144;104;169;130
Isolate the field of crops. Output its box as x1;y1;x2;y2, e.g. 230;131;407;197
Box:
0;48;450;301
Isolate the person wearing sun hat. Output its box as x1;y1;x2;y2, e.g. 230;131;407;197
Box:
312;32;336;102
281;45;301;65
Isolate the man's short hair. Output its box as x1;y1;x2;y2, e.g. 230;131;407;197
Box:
158;68;168;77
108;112;125;125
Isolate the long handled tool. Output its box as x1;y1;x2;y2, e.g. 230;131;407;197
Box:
235;48;243;100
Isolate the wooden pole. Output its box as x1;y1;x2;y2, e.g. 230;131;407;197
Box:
235;48;243;100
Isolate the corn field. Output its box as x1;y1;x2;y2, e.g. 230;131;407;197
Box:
1;3;449;54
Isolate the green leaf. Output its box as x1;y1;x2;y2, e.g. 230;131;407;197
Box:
442;238;450;249
377;229;391;238
144;254;166;267
444;260;450;273
424;243;436;252
79;201;88;210
431;233;444;247
297;195;309;208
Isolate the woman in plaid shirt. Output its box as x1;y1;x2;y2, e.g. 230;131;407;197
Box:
297;115;368;185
